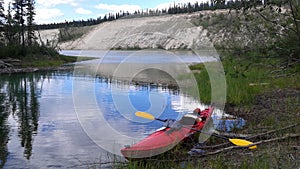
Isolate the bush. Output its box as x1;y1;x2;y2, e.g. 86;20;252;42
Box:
58;26;92;42
0;44;58;60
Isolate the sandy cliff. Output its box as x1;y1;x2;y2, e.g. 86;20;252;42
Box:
39;13;215;50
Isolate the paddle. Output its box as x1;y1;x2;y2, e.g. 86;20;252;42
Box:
135;111;257;149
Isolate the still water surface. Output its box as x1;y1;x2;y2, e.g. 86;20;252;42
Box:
60;50;218;64
0;51;245;168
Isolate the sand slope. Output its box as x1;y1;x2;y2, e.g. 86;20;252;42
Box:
39;13;215;50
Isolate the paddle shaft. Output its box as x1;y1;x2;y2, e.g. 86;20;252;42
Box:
158;118;256;149
154;117;227;140
155;118;167;122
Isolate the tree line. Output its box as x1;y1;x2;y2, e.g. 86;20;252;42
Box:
0;0;60;59
37;12;132;30
0;0;35;47
37;0;269;30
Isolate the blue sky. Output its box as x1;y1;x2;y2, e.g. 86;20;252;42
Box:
4;0;208;24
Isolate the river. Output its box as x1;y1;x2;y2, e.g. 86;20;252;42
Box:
0;50;245;168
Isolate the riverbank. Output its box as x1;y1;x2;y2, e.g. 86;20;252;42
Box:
190;88;299;169
1;54;299;168
67;55;299;168
103;89;299;169
0;55;96;74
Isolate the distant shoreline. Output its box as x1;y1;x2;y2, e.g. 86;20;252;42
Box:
0;65;74;75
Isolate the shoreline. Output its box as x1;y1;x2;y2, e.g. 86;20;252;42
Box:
0;63;180;87
0;65;74;75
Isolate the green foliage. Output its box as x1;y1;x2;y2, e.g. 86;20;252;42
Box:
0;0;54;61
193;66;211;104
19;55;90;68
0;44;58;59
0;45;33;59
111;45;142;50
191;2;300;68
58;27;89;42
190;55;300;106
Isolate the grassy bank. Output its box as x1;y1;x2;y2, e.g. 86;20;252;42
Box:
190;56;300;106
0;53;95;70
97;56;299;169
0;44;95;70
84;56;299;168
19;54;94;68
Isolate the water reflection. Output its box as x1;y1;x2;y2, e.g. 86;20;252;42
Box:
0;71;245;168
0;73;43;166
0;92;9;168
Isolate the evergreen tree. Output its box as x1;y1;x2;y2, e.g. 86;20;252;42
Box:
26;0;35;46
4;3;16;45
0;0;5;46
0;0;4;24
12;0;26;46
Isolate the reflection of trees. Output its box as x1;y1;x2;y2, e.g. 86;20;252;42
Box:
17;74;40;159
0;89;9;168
0;73;43;165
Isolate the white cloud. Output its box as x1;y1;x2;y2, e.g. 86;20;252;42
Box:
36;0;79;7
154;2;173;10
3;0;13;15
35;8;64;24
34;0;80;24
95;3;142;13
75;8;92;15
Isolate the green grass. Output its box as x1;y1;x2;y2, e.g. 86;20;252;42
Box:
189;56;300;106
20;55;95;68
111;45;142;50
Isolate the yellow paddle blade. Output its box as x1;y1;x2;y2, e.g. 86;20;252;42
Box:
135;111;155;120
229;139;257;149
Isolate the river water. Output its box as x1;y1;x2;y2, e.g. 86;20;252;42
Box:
0;50;245;168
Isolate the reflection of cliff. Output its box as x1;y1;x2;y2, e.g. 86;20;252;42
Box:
0;73;42;163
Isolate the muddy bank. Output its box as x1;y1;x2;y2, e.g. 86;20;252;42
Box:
225;88;300;133
0;58;74;74
0;66;74;74
183;88;300;169
225;88;300;117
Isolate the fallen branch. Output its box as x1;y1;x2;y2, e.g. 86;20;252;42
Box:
246;134;300;147
195;123;299;150
247;123;300;139
194;142;230;150
191;134;300;157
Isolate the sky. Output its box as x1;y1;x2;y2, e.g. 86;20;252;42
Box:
4;0;208;24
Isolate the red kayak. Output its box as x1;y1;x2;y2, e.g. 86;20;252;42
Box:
121;107;214;159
